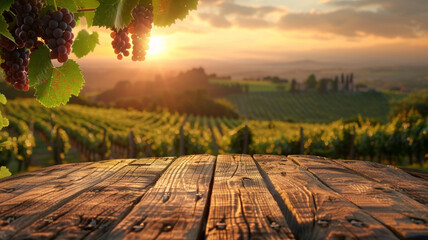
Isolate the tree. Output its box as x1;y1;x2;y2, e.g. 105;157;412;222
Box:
333;76;339;92
317;78;330;93
305;74;317;89
290;79;298;93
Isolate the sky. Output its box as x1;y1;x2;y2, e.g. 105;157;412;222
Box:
83;0;428;67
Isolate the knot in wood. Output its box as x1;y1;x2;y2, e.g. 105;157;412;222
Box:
216;222;226;230
132;223;145;232
162;224;173;232
163;193;170;203
270;221;280;231
317;219;329;228
84;219;97;230
6;188;14;193
0;216;15;226
349;219;365;228
195;193;203;201
410;217;426;225
44;217;54;224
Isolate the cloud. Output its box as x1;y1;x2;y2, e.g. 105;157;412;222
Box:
198;13;232;28
198;0;428;38
283;0;428;38
197;0;285;29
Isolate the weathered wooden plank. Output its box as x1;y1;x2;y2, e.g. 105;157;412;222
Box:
10;157;174;240
335;160;428;205
0;162;93;203
206;154;295;240
290;155;428;239
0;159;132;240
399;167;428;181
254;155;399;240
107;155;216;240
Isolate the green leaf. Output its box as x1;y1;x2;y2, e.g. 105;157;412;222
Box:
93;0;139;29
72;30;99;58
47;0;78;13
153;0;198;27
0;93;6;105
28;45;54;87
28;46;85;107
34;60;84;107
75;0;100;27
0;166;12;179
0;0;13;12
0;15;15;43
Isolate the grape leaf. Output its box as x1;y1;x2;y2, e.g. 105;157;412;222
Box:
72;30;99;58
28;46;54;87
28;46;84;107
0;166;11;179
152;0;198;27
0;16;15;43
34;60;84;107
47;0;78;13
93;0;139;29
74;0;100;27
0;0;13;12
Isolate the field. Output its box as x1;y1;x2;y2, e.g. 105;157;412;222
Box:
226;91;394;122
210;78;288;92
2;100;426;174
210;79;405;123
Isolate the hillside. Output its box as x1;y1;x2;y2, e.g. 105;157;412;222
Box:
224;91;403;123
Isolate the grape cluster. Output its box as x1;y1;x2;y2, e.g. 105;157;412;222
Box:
1;48;30;91
110;27;131;60
12;0;43;49
41;8;76;63
0;37;17;52
129;4;153;61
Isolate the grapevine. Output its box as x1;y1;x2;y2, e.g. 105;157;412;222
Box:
0;0;199;176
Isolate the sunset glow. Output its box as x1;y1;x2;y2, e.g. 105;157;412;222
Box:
81;0;428;66
147;36;167;57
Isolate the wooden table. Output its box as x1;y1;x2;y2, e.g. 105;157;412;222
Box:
0;155;427;240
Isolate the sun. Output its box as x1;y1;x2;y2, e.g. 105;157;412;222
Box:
147;36;166;56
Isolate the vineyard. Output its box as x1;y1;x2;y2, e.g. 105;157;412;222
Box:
225;91;401;122
1;99;427;174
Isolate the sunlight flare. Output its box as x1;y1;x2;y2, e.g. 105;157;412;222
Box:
147;36;167;56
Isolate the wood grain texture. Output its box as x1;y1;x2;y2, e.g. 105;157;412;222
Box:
206;154;295;240
335;160;428;205
107;155;216;240
290;155;428;239
0;162;93;203
399;167;428;181
11;158;174;240
254;155;398;240
0;159;132;240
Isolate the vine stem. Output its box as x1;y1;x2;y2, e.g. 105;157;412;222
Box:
53;0;57;10
77;8;97;12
